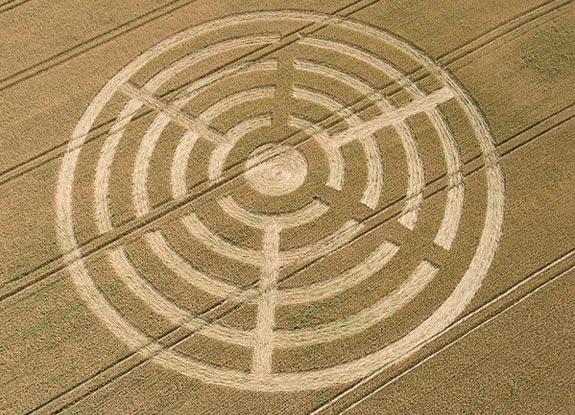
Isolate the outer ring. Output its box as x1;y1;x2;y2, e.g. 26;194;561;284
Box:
56;11;504;391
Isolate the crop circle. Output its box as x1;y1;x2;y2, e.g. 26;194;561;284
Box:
56;11;504;391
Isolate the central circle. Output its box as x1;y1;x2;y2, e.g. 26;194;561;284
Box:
245;143;308;196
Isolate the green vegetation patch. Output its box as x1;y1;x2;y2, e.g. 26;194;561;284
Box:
519;22;575;81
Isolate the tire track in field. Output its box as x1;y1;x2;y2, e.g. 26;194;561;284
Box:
0;0;568;187
25;98;575;415
318;250;575;415
439;0;572;66
0;0;204;91
0;0;31;14
0;0;573;308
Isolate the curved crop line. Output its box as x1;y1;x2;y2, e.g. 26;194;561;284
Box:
182;214;263;266
430;110;464;249
172;91;273;199
109;247;187;321
287;115;345;190
275;260;438;347
395;118;424;230
207;115;272;182
132;110;172;216
277;240;399;305
94;36;279;227
94;99;144;234
218;196;329;230
201;87;276;181
294;55;423;225
291;84;383;208
198;87;275;126
132;58;278;217
108;246;254;347
280;220;362;265
144;231;257;302
299;39;462;238
170;129;200;200
146;35;280;93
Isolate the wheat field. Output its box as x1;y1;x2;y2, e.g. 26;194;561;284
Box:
1;1;574;414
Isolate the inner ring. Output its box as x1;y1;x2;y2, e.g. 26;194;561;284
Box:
244;143;308;196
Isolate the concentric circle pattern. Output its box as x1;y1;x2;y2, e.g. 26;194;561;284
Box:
57;11;504;391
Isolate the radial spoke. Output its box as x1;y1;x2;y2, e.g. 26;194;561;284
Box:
332;87;455;147
252;223;281;376
119;81;227;145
